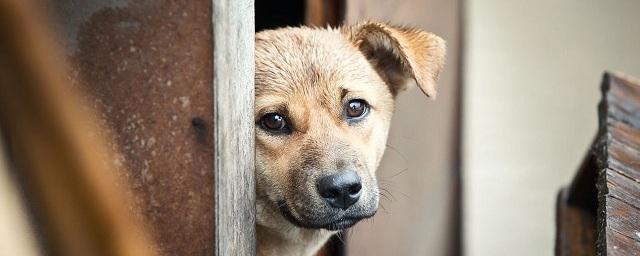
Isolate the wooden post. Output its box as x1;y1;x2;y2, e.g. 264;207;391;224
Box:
594;73;640;255
555;72;640;255
212;0;256;255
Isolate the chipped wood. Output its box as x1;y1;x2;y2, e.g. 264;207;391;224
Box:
557;72;640;256
596;72;640;255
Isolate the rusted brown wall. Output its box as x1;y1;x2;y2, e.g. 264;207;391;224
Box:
50;1;214;255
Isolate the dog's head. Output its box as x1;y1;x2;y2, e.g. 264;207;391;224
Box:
255;21;445;231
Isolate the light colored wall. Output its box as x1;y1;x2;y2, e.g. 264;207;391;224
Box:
464;1;640;255
345;0;461;255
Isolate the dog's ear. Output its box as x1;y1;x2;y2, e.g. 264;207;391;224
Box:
342;21;446;98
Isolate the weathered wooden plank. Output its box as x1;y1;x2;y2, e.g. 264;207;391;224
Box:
596;72;640;256
610;120;640;150
605;121;640;181
607;139;640;181
604;196;640;243
603;74;640;129
606;170;640;210
605;230;640;256
212;0;256;255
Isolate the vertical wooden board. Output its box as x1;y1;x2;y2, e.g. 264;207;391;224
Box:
212;0;256;255
596;72;640;256
52;1;215;255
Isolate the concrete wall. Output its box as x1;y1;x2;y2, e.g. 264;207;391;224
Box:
345;0;461;255
464;1;640;255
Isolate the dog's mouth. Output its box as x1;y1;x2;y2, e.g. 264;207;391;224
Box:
321;218;361;231
277;200;374;231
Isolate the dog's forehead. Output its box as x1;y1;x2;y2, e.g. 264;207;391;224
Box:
255;28;372;97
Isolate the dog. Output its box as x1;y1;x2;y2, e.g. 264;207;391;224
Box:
254;21;446;256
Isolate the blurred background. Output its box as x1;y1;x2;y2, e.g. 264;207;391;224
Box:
1;0;640;255
464;1;640;255
345;0;640;255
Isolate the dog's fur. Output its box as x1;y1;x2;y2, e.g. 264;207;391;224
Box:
254;21;446;256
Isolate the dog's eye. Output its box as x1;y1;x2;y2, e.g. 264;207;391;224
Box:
345;99;369;119
260;113;289;133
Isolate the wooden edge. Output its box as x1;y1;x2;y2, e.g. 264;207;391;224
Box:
212;0;256;255
566;149;599;212
0;0;156;255
595;71;640;255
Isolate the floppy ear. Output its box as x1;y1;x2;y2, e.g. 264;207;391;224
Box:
342;21;446;98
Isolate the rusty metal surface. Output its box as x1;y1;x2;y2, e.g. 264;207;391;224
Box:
51;1;214;255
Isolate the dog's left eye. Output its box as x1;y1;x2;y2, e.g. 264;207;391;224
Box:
345;99;369;119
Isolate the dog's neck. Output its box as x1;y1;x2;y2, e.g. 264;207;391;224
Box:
256;224;332;256
256;199;334;256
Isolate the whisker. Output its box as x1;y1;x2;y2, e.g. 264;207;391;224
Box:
385;167;409;179
385;143;408;163
379;187;396;201
379;184;410;200
335;232;346;244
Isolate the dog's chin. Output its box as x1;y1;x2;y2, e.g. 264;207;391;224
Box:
277;200;375;231
320;218;361;231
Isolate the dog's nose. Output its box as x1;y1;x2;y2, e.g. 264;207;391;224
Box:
317;171;362;210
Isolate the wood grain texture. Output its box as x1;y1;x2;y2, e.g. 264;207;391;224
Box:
212;0;256;255
595;72;640;255
556;72;640;256
605;230;640;256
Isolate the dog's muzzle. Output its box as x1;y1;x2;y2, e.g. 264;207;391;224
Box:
277;171;377;231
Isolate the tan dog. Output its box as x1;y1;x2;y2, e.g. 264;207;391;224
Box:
254;21;446;256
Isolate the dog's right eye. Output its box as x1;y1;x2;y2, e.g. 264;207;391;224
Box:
260;113;290;133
